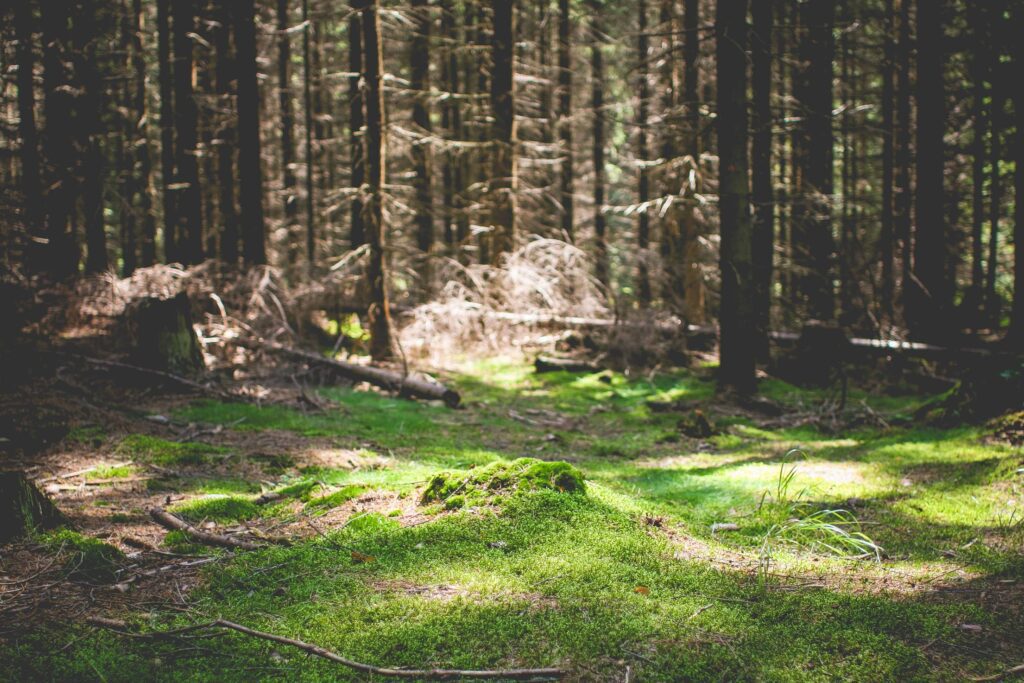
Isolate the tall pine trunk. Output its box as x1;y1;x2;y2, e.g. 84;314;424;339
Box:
277;0;299;269
172;0;204;264
681;0;704;323
302;0;315;275
751;0;773;359
348;12;366;248
214;1;238;265
489;0;517;258
557;0;574;241
157;0;177;262
236;0;267;265
716;0;755;394
411;0;435;290
636;0;652;305
880;0;896;324
14;2;43;243
590;2;608;287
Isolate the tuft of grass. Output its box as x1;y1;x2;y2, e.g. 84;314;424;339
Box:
306;485;366;510
117;434;228;466
421;458;586;509
85;464;136;480
169;495;258;523
40;529;124;583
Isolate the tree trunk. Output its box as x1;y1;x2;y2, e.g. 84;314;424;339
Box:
119;2;138;277
172;0;204;265
751;0;773;360
14;2;42;244
157;0;177;262
557;0;574;241
277;0;299;269
302;0;315;276
895;0;912;322
132;0;157;267
440;0;460;255
986;48;1005;325
880;0;896;324
681;0;704;324
236;0;267;265
214;1;238;265
1013;3;1024;342
127;292;206;377
590;2;608;287
636;0;652;306
355;0;392;360
411;0;435;291
77;0;107;275
910;0;949;340
716;0;755;394
489;0;517;259
348;11;366;248
0;472;68;544
793;0;835;321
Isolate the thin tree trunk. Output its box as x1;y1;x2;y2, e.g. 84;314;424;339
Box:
214;1;238;265
910;0;949;340
440;0;458;254
895;0;912;322
76;2;107;274
14;2;43;244
1012;1;1024;341
119;1;138;277
557;0;573;241
278;0;298;269
716;0;755;395
355;0;392;360
348;11;365;248
172;0;203;264
636;0;652;306
131;0;157;267
157;0;177;262
880;0;896;324
968;2;988;323
236;0;267;265
986;53;1004;324
302;0;315;276
411;0;434;291
489;0;517;258
751;0;773;360
590;2;608;287
681;0;703;323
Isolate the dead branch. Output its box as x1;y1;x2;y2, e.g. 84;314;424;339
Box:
148;508;263;551
71;354;232;400
237;337;461;408
89;616;566;680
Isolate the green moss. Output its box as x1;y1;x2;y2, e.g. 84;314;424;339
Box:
117;434;228;466
169;495;258;523
273;478;321;500
306;485;366;510
85;464;136;480
421;458;586;507
40;529;124;583
65;425;107;447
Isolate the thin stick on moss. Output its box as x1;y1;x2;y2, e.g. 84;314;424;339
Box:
149;508;263;551
88;616;566;680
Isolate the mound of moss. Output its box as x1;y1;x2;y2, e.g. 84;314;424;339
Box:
41;529;124;583
421;458;586;509
306;485;365;510
169;495;258;523
117;434;228;466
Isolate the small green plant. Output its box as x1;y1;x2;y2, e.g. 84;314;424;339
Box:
169;495;258;523
117;434;228;466
306;485;366;510
421;458;586;509
758;509;883;580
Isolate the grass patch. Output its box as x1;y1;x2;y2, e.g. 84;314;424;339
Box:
421;458;586;510
306;485;366;510
39;529;124;583
117;434;228;466
169;495;259;524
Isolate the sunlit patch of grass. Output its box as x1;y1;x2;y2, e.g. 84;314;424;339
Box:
117;434;229;466
85;464;137;480
169;495;259;524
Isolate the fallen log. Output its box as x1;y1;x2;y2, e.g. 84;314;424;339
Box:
88;616;566;680
240;338;461;408
534;356;604;374
149;507;263;551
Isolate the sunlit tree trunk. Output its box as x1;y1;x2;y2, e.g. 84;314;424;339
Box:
411;0;435;291
236;0;267;265
78;2;107;274
751;0;773;359
214;1;238;265
302;0;316;276
590;2;608;287
278;0;299;269
156;0;177;262
557;0;574;241
636;0;652;306
348;11;365;248
172;0;203;264
488;0;517;258
880;0;896;325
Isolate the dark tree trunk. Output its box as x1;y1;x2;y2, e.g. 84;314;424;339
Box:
14;2;43;242
119;1;138;277
636;0;652;305
1013;4;1024;341
214;1;238;265
489;0;517;258
41;0;78;279
236;0;267;265
793;0;835;321
348;11;366;248
157;0;177;262
895;0;912;321
590;2;608;287
681;0;703;323
716;0;755;395
356;0;392;360
557;0;574;241
968;2;988;321
910;0;950;340
302;0;315;276
411;0;435;290
77;2;107;275
127;293;206;376
986;50;1005;325
132;0;157;267
277;0;298;268
880;0;896;323
172;0;204;264
751;0;773;360
440;0;460;255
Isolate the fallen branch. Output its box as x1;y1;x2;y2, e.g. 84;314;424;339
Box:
239;338;461;408
966;664;1024;682
73;354;231;400
148;507;262;551
89;616;565;680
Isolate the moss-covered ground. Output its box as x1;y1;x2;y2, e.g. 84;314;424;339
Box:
2;360;1022;681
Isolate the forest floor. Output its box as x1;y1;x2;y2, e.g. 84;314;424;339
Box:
1;358;1022;681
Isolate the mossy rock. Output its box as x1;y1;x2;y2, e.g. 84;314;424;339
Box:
421;458;586;509
40;529;124;583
